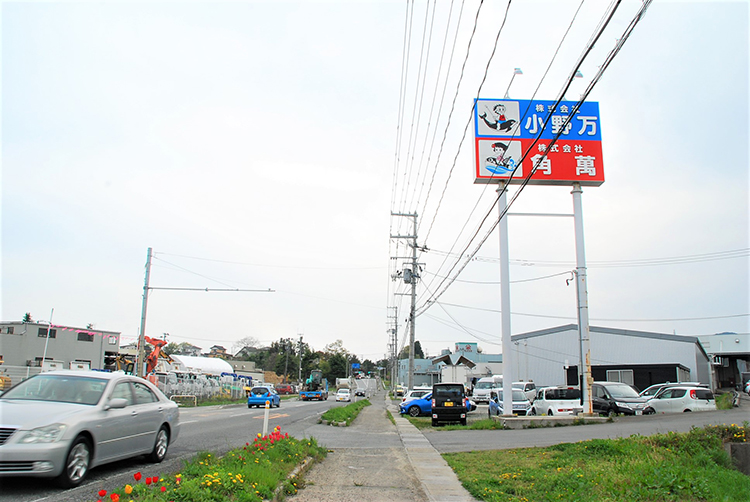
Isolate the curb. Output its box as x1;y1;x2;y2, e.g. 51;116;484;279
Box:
271;455;318;502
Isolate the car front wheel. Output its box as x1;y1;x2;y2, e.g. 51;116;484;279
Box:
408;405;421;417
57;436;91;488
148;425;170;462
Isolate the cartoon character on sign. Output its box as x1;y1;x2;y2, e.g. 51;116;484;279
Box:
485;142;516;174
479;103;516;132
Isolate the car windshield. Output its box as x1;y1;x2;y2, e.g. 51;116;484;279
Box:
607;384;640;399
338;389;349;394
475;382;494;389
1;374;107;405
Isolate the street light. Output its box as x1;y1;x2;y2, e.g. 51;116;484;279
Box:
503;68;523;99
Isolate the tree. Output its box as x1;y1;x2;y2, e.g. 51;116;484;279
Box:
325;353;347;381
232;336;259;354
414;341;424;359
22;313;33;323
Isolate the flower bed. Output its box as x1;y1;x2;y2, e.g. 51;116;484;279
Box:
89;427;326;501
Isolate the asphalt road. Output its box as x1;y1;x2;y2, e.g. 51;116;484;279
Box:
1;383;745;501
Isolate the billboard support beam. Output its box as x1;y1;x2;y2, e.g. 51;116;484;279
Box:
572;183;593;414
498;182;513;416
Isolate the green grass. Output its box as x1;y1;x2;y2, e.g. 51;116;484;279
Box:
320;399;371;425
715;392;735;410
87;427;326;501
444;423;750;501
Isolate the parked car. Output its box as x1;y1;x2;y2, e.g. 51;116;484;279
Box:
399;391;473;418
472;375;502;404
512;381;537;402
335;388;351;402
644;386;715;414
591;382;648;416
530;386;583;416
401;388;431;403
395;384;405;397
247;386;280;408
488;389;532;417
639;382;706;399
432;383;467;426
0;370;180;487
275;384;295;395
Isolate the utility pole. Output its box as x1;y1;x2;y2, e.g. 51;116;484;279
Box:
283;339;290;384
387;306;398;388
298;335;303;383
136;247;153;378
391;212;419;391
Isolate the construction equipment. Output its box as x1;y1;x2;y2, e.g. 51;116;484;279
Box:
300;369;328;401
144;336;174;375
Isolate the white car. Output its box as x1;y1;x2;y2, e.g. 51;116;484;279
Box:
512;381;537;402
401;388;431;403
645;386;715;414
335;388;351;402
531;386;583;416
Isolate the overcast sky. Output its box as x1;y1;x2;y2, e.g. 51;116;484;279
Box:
2;0;748;363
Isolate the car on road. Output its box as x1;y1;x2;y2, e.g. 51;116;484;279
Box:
530;386;583;416
431;383;467;426
395;384;405;397
488;389;532;417
0;370;180;488
354;388;366;397
335;388;351;402
644;386;715;414
592;382;648;416
247;386;280;408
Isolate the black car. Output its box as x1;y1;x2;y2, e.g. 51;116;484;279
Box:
431;383;467;426
591;382;648;416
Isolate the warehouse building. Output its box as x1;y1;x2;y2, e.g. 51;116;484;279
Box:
510;324;711;391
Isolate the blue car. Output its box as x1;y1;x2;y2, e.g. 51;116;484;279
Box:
488;389;531;417
247;386;280;408
399;392;475;417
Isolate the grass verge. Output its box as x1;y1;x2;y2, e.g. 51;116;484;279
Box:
87;426;326;501
320;399;371;425
444;423;750;501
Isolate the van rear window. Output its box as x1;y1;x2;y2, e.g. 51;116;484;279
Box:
546;388;580;400
695;389;714;400
434;385;464;399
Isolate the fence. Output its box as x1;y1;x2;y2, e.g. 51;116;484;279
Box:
0;366;247;401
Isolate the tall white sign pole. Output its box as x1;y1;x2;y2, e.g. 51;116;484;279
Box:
498;182;513;416
572;183;593;414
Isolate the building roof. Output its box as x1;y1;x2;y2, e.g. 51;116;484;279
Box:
431;353;477;368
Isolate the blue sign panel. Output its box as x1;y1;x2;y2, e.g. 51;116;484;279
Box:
475;99;601;141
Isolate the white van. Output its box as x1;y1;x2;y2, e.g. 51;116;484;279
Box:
472;375;503;403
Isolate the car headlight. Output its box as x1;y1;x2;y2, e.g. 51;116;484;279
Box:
20;424;67;444
615;402;632;410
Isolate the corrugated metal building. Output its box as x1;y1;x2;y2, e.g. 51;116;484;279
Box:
510;324;711;392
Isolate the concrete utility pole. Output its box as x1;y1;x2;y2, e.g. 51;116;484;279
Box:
387;306;398;387
298;335;303;383
136;247;153;378
391;212;419;391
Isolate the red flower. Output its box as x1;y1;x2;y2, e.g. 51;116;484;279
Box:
111;494;120;502
134;472;142;481
145;477;152;486
98;490;107;497
161;486;167;492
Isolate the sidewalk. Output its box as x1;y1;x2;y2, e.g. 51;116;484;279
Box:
289;389;477;502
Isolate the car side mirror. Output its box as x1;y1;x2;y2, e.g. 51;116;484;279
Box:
105;398;128;410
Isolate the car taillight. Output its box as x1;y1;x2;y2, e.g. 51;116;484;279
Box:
690;389;697;399
432;398;435;407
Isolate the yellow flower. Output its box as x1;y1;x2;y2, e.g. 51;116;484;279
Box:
124;485;133;494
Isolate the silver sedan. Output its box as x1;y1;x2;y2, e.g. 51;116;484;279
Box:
0;370;180;487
